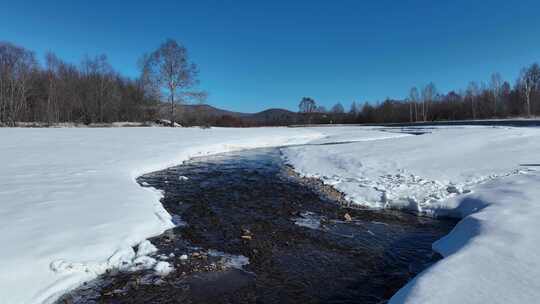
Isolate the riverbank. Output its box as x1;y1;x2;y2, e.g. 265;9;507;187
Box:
58;148;456;303
282;126;540;303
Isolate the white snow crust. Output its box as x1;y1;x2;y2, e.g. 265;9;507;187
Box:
391;172;540;303
283;126;540;213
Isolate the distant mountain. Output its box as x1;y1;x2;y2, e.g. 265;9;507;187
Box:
179;104;297;118
157;103;340;126
177;104;244;117
159;104;302;126
245;108;299;124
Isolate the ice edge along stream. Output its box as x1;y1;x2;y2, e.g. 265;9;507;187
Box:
58;143;457;304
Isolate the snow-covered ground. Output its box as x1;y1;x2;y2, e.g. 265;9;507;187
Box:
0;127;327;304
283;126;540;303
390;172;540;304
2;125;540;304
284;126;540;214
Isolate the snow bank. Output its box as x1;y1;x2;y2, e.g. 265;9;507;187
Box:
282;126;540;303
0;127;325;304
390;172;540;304
302;126;412;145
283;126;540;213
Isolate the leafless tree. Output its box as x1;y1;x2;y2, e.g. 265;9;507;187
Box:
421;83;436;121
0;42;37;125
140;39;200;126
518;63;540;117
490;73;502;116
298;97;316;113
349;101;359;115
466;81;479;119
409;87;420;122
44;52;63;124
80;54;118;123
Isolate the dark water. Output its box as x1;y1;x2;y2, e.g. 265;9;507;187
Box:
60;148;456;304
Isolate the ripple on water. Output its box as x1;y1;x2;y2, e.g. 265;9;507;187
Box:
60;148;457;304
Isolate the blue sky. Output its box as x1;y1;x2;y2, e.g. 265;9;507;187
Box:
2;0;540;112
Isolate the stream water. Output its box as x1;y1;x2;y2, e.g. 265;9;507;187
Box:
59;148;456;304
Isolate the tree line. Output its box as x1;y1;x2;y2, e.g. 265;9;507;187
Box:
299;64;540;124
0;39;201;126
2;38;540;127
0;42;158;125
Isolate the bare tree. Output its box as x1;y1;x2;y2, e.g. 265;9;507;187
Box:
298;97;317;124
80;54;117;123
409;87;419;122
466;81;479;119
349;101;359;115
298;97;316;113
490;73;502;116
0;42;37;125
140;39;200;126
44;52;64;124
421;83;436;121
519;63;540;117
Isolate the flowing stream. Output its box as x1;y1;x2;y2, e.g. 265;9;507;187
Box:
59;147;456;304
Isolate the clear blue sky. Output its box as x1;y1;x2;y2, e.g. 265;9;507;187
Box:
2;0;540;113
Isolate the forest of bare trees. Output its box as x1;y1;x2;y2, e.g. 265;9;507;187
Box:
299;64;540;124
2;39;540;127
0;41;159;126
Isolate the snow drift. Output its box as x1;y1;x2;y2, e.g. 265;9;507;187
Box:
283;126;540;214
